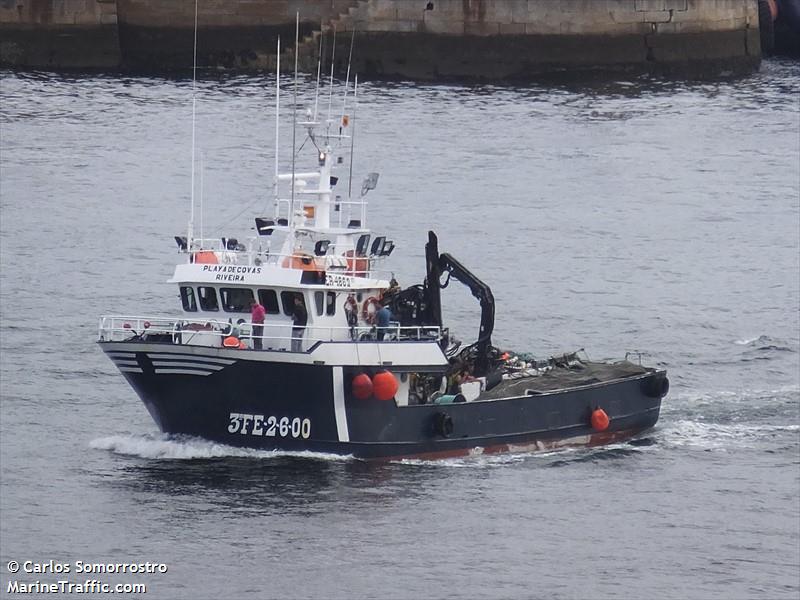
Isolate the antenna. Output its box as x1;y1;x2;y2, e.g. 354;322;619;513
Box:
199;152;204;248
290;11;299;228
313;30;323;122
341;28;355;125
348;75;357;201
188;0;199;251
326;26;336;126
274;35;280;217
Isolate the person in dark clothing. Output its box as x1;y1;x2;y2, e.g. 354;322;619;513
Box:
291;295;308;352
376;304;392;341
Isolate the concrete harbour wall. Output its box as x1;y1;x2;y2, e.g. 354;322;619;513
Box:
0;0;762;78
318;0;761;79
0;0;120;68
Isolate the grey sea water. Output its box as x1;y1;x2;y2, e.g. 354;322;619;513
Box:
1;60;798;599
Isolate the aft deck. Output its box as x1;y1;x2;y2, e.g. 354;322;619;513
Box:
480;358;654;400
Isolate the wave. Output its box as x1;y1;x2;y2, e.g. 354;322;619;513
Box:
733;334;796;353
657;420;799;450
89;433;353;462
395;440;652;468
665;384;800;407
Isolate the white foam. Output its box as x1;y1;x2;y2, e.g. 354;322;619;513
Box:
394;442;645;467
89;433;353;462
667;384;800;405
658;420;800;450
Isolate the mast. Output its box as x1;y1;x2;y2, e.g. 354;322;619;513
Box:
290;11;299;233
341;28;355;126
187;0;199;252
326;26;336;133
313;30;323;122
348;75;357;202
199;152;204;247
274;36;280;217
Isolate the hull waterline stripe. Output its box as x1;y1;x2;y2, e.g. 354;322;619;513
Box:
118;367;143;373
333;367;349;443
151;361;226;370
107;352;137;359
147;353;235;365
153;368;213;376
112;360;140;367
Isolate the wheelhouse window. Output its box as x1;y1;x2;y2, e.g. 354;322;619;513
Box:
258;289;280;314
221;288;254;313
198;286;219;311
180;286;197;312
314;291;325;316
326;292;336;316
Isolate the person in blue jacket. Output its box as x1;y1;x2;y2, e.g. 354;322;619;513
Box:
376;303;392;341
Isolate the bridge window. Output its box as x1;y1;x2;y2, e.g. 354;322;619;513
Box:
257;289;280;314
326;292;336;316
198;286;219;311
314;291;324;316
180;286;197;312
221;288;254;313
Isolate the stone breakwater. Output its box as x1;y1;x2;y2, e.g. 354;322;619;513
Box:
0;0;761;79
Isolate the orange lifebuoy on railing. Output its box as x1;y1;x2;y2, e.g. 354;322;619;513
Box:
362;296;382;324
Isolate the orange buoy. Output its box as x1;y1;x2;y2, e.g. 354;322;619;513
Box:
223;336;240;348
591;408;610;431
237;340;247;349
351;373;373;400
372;370;399;401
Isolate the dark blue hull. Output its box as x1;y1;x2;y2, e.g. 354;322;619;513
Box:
101;341;664;460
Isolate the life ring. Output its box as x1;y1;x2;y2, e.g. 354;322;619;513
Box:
362;296;382;324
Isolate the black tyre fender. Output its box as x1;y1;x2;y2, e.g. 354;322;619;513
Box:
433;412;454;438
645;375;670;398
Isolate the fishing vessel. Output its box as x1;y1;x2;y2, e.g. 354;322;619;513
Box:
97;23;668;461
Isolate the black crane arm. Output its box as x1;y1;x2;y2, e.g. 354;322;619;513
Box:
437;251;495;376
438;252;495;341
417;230;495;376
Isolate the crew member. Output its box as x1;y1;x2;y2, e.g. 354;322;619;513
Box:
376;303;392;341
291;294;308;352
250;298;265;350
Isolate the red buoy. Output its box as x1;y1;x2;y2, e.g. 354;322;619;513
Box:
351;373;373;400
223;336;240;348
591;408;610;431
372;370;399;401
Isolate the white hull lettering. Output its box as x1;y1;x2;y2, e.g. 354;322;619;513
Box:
202;265;263;275
228;413;311;439
199;265;263;282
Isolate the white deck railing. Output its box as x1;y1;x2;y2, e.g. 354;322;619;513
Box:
183;239;393;280
98;315;442;351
